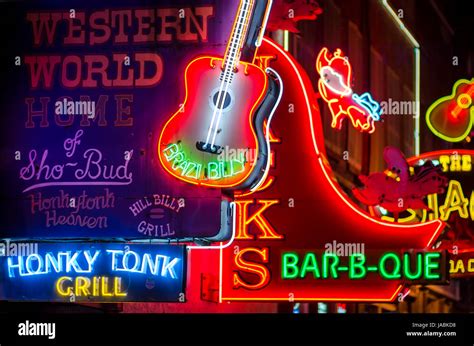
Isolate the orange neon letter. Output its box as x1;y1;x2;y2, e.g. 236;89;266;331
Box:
234;199;283;240
233;247;271;290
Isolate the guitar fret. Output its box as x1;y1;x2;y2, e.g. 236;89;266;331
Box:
220;0;253;81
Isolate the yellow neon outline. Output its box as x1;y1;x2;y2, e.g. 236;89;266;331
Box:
426;78;474;142
56;276;72;296
439;180;469;221
233;247;270;290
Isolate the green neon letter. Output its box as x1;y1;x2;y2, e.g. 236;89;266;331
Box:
282;253;299;279
379;252;401;279
424;252;441;280
300;253;321;279
349;254;367;279
322;254;339;279
403;253;423;280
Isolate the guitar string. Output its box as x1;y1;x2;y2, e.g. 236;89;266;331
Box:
204;0;251;150
209;5;250;149
205;1;250;149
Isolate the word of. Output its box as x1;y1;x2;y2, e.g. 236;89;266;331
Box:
55;276;127;297
281;252;443;280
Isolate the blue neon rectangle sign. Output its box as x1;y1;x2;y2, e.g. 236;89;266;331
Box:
0;242;186;302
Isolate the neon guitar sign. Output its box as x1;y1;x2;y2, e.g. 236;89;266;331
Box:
316;47;382;134
426;78;474;142
158;0;281;189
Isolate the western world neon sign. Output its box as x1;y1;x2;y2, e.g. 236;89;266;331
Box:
0;243;186;302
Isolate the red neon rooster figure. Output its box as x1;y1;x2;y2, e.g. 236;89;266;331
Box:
353;147;448;220
316;47;381;133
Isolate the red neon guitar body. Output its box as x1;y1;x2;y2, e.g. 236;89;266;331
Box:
426;78;474;142
158;57;269;188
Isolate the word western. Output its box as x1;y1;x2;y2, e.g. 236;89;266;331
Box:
7;250;181;279
281;252;443;280
27;7;213;46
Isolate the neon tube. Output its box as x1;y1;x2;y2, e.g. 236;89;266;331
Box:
380;0;421;155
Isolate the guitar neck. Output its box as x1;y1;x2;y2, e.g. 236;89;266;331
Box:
221;0;255;83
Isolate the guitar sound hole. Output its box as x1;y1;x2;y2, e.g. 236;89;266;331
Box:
213;91;232;110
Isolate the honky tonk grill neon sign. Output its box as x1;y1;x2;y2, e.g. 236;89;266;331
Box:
0;244;186;302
